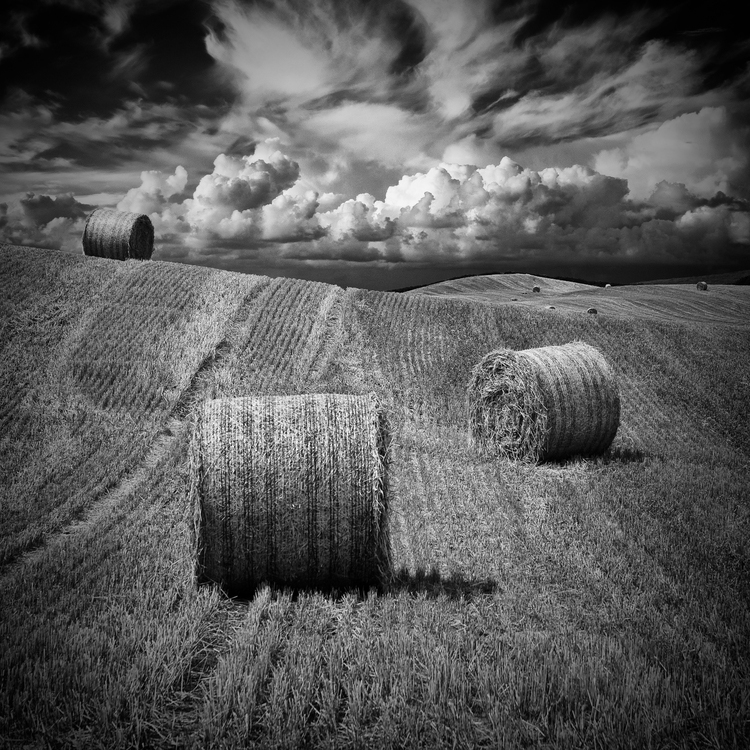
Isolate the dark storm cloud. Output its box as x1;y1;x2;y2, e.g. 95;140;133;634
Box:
0;0;229;120
20;192;92;225
510;0;749;92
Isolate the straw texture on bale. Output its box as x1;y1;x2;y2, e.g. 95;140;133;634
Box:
192;393;390;593
82;207;154;260
696;281;708;291
467;342;620;462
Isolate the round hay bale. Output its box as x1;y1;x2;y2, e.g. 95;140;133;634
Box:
605;283;612;288
586;307;598;314
532;285;541;293
467;342;620;462
192;393;390;594
696;281;708;291
82;207;154;260
546;305;556;310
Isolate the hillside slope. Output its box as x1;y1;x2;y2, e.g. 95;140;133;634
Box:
1;245;749;749
411;272;593;299
410;271;750;328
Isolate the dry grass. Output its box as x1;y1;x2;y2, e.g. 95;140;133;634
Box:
467;342;620;462
193;392;390;594
2;247;750;749
82;207;154;260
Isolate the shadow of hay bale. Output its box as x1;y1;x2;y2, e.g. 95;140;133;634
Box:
391;566;498;600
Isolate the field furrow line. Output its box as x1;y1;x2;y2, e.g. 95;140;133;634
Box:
297;286;346;386
0;272;266;574
0;417;184;580
3;324;221;576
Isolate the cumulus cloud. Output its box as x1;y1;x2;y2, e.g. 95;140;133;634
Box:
174;140;747;267
183;140;300;239
118;165;188;215
13;137;746;275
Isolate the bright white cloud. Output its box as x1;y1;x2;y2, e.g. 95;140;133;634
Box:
297;102;438;168
205;1;331;102
117;165;188;215
7;137;747;272
184;145;300;235
169;141;747;266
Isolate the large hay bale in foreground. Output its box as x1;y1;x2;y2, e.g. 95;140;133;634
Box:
467;342;620;462
192;393;390;593
696;281;708;291
82;207;154;260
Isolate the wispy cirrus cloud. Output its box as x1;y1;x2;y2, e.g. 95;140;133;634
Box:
2;0;749;286
594;106;750;200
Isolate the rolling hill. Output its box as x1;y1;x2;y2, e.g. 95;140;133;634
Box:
411;272;750;328
1;243;749;749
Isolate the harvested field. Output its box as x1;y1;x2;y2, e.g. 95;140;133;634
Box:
1;246;749;749
411;272;750;328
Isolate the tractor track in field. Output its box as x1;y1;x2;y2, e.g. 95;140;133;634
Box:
0;282;268;582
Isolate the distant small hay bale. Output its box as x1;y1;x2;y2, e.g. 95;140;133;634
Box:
605;283;612;288
82;207;154;260
696;281;708;291
467;342;620;462
586;307;598;314
192;393;390;594
532;285;541;293
511;297;518;301
546;305;556;310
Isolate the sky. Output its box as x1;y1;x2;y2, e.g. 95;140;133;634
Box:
1;0;749;289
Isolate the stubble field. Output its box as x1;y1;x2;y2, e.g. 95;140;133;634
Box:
1;244;749;749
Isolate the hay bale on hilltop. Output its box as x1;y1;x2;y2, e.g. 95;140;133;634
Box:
696;281;708;291
605;283;612;288
532;285;541;293
467;342;620;462
82;207;154;260
192;393;390;594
